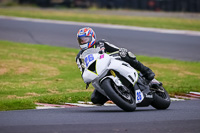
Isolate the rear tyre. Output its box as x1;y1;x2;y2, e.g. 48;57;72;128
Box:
151;86;171;110
101;78;136;112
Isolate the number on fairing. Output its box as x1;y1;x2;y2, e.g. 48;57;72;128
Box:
85;54;94;67
135;90;144;103
137;92;142;101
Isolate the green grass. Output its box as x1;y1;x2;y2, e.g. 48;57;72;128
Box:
0;40;91;111
0;7;200;31
0;40;200;111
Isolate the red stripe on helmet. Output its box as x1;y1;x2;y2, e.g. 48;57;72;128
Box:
88;42;92;48
87;30;91;36
92;32;95;37
84;28;88;32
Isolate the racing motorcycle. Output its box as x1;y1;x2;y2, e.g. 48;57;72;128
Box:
80;47;171;112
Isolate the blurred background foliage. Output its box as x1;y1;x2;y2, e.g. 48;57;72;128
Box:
0;0;200;13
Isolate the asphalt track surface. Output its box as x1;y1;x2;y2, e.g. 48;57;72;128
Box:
0;17;200;61
0;100;200;133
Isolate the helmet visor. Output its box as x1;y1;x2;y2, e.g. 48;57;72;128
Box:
78;36;92;45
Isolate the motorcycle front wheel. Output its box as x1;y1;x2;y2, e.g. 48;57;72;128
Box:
101;78;136;112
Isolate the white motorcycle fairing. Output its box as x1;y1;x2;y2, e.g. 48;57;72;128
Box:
81;48;144;104
82;53;111;83
81;49;138;86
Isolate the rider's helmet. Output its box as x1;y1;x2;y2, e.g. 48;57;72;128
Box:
77;27;96;50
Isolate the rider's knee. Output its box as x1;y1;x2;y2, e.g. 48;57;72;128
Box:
91;90;108;105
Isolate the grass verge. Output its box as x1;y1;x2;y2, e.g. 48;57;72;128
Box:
0;7;200;31
0;40;200;111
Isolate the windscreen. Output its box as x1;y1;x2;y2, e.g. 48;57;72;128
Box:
81;48;100;58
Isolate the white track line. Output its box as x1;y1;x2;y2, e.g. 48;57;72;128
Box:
36;98;186;109
170;98;185;101
190;91;200;95
1;15;200;36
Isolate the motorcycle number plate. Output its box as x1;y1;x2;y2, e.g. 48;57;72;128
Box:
135;90;144;104
84;54;94;67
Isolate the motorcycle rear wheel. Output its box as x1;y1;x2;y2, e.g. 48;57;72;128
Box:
101;78;136;112
151;86;171;110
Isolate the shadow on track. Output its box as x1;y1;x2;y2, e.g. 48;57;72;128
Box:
63;106;158;113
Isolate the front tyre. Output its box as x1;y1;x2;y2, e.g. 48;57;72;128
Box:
151;86;171;110
101;78;136;112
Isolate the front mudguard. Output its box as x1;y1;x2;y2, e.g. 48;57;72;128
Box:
92;75;122;98
100;75;123;87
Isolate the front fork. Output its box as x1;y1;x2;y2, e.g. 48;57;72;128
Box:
109;70;145;104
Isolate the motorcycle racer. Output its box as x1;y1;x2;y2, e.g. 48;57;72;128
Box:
76;27;155;105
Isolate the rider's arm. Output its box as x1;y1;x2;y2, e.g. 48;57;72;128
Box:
76;58;82;72
103;40;136;59
76;51;84;74
96;39;119;53
104;41;120;53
